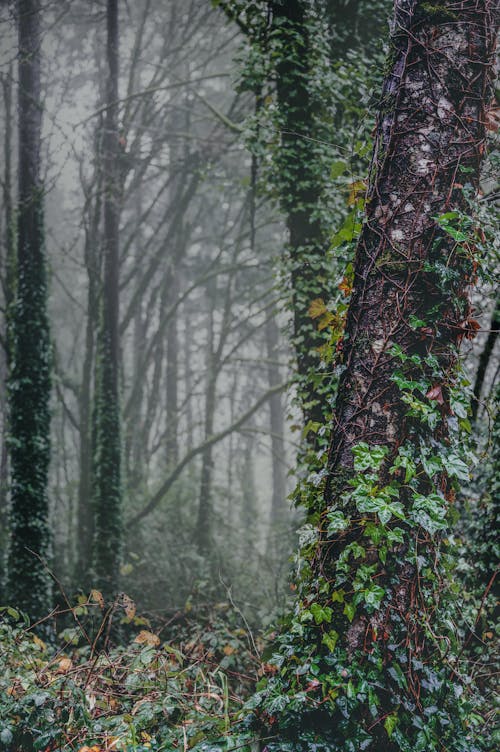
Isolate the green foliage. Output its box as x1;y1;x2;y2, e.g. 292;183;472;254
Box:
240;346;494;750
222;0;387;429
7;197;53;621
0;602;258;752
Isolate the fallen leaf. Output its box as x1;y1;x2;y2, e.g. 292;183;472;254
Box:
134;630;160;647
90;589;105;609
223;644;235;656
57;657;73;674
122;593;136;619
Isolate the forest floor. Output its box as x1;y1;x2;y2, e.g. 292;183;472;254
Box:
0;596;263;752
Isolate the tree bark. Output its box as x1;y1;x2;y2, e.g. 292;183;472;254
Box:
7;0;53;620
259;2;498;749
92;0;123;599
0;67;14;594
270;0;334;429
472;295;499;421
318;0;497;742
75;132;103;585
265;315;287;528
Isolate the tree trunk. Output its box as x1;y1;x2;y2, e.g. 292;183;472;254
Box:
6;0;53;620
259;2;498;749
165;297;179;467
75;136;103;586
265;315;287;529
92;0;123;599
472;295;499;421
0;67;15;594
270;0;334;430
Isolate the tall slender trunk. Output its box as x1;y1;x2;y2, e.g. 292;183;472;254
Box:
195;290;217;554
76;148;103;585
0;67;15;592
165;296;179;467
472;296;499;421
265;315;287;527
270;0;333;429
7;0;52;620
92;0;122;598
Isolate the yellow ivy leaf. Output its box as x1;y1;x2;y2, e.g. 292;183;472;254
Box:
308;298;327;320
134;630;160;647
223;644;235;656
90;589;105;609
317;312;334;331
347;179;367;206
33;635;46;651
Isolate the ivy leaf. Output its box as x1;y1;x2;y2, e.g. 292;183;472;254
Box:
330;159;347;178
343;602;355;622
384;712;398;738
310;603;333;625
445;453;469;481
308;298;328;319
322;629;339;652
409;315;426;329
327;510;349;535
352;442;388;472
364;584;385;610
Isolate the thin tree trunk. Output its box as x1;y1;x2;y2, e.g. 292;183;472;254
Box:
0;67;14;592
270;0;333;429
265;316;287;528
165;295;179;467
92;0;123;598
76;143;103;585
472;296;499;421
7;0;52;620
195;284;217;554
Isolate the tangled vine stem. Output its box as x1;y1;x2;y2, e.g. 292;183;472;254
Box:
252;3;498;751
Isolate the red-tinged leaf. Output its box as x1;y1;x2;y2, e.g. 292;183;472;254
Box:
426;385;445;404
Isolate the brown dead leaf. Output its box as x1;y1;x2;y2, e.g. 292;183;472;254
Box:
57;657;73;674
134;630;160;647
90;589;105;609
122;593;136;619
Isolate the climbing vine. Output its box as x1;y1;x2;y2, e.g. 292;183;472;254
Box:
239;2;498;751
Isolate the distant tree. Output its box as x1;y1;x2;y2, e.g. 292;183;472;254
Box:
0;66;15;594
254;1;498;749
92;0;123;599
6;0;52;619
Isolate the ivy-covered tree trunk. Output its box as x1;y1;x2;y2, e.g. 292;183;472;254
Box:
270;0;334;430
92;0;123;599
0;67;15;595
255;2;498;750
6;0;52;620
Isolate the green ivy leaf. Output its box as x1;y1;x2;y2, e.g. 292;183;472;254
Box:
384;712;398;738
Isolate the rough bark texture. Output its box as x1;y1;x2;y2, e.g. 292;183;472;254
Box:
7;0;53;619
92;0;123;598
255;4;497;751
326;0;497;483
322;0;497;686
